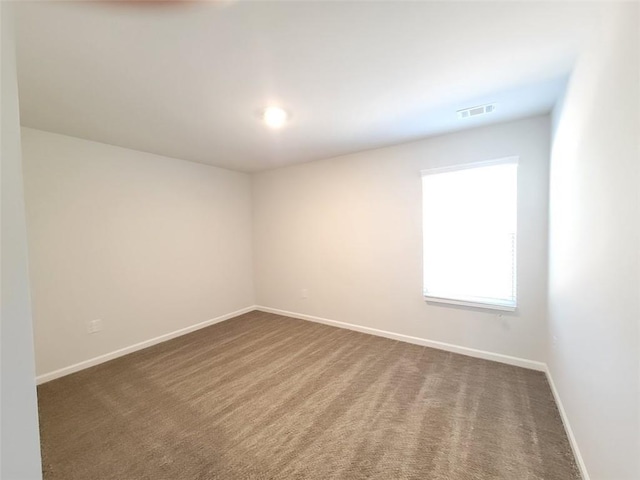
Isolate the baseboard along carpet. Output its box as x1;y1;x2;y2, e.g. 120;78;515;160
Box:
38;311;579;479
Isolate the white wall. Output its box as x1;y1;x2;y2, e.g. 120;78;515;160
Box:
0;3;43;478
253;116;550;362
548;3;639;479
21;128;254;377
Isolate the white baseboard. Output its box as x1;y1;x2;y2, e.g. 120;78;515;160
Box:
36;304;585;479
255;305;546;372
257;306;591;477
36;305;257;385
256;306;591;477
544;366;590;480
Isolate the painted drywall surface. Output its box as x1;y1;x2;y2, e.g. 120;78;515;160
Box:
253;116;550;362
22;128;255;376
548;3;639;479
0;4;43;478
15;2;604;172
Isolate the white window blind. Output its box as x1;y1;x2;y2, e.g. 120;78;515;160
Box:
421;158;518;310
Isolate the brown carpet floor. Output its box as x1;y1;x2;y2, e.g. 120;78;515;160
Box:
38;311;579;480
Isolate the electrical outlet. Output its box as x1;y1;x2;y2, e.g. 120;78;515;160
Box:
301;289;309;299
87;319;103;334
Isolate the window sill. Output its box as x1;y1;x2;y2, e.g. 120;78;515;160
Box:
424;295;516;312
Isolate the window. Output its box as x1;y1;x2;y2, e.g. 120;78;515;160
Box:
421;157;518;311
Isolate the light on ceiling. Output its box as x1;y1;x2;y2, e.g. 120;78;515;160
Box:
262;106;289;129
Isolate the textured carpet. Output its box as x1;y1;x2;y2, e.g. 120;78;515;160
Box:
38;311;579;480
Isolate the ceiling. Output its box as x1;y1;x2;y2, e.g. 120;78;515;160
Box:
15;1;606;172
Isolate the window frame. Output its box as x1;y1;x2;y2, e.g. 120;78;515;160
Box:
421;156;519;312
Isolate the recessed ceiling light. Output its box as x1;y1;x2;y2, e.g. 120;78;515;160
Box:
261;106;289;129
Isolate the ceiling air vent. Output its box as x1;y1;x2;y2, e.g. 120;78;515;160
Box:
457;104;496;119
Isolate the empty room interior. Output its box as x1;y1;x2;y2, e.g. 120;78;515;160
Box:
1;1;638;479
